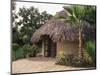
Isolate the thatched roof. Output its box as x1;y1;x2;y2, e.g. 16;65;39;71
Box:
31;18;81;43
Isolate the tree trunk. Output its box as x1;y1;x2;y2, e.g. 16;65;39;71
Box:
78;25;83;58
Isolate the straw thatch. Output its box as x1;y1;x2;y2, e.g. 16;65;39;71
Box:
31;18;80;43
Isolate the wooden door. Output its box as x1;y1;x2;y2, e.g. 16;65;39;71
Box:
43;36;56;57
50;40;56;57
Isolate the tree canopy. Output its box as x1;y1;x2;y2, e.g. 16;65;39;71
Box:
12;6;52;45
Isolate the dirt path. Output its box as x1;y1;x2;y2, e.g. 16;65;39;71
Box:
12;57;93;74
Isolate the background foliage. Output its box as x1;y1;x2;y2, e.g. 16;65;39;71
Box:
12;2;52;60
12;2;96;67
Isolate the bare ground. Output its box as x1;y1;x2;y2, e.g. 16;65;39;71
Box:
12;57;94;74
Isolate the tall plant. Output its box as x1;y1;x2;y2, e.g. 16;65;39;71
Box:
62;6;86;58
55;5;96;58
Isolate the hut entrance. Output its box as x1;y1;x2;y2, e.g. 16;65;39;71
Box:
43;35;56;57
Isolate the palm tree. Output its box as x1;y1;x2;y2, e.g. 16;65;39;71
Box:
56;5;89;58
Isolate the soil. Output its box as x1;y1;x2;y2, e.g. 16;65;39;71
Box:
12;57;94;74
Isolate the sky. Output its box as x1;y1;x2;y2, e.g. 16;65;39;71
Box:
15;0;69;15
15;0;71;29
15;0;96;15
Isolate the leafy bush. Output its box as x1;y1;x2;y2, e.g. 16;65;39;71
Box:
15;47;24;59
22;44;31;58
56;51;66;65
22;35;30;44
83;51;94;67
56;51;74;66
85;41;96;66
12;43;25;60
12;43;19;51
71;56;90;67
12;43;40;60
30;45;40;57
22;44;40;58
56;52;93;67
12;43;20;60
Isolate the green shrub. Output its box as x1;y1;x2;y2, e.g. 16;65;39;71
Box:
85;41;96;66
22;44;40;58
56;53;93;67
56;51;74;66
15;47;24;59
12;50;16;61
31;45;40;57
56;52;66;65
12;43;19;51
83;51;94;67
12;44;40;60
12;43;20;60
71;56;90;67
22;44;31;58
